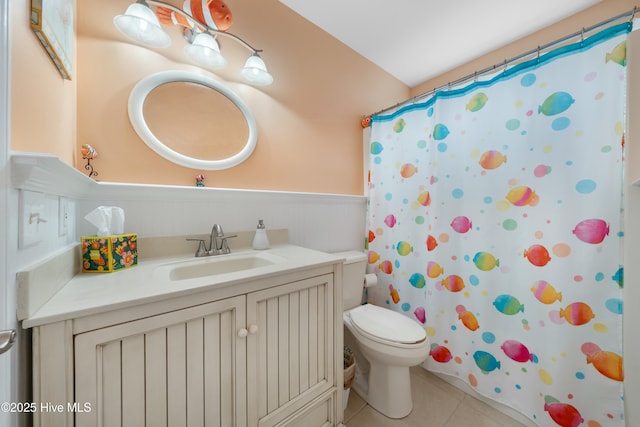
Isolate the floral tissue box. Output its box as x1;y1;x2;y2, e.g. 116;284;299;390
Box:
81;234;138;273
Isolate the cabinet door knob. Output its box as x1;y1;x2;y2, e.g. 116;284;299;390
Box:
237;328;248;338
248;324;259;334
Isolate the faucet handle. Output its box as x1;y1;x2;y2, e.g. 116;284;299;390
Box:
219;234;237;254
186;238;209;257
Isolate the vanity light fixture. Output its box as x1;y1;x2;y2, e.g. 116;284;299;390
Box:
114;0;273;85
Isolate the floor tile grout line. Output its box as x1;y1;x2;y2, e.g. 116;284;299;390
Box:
441;397;465;427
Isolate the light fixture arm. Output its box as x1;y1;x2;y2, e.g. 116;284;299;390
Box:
145;0;261;54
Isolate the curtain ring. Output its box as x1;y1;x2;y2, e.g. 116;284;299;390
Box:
630;6;637;22
537;46;541;63
581;28;585;46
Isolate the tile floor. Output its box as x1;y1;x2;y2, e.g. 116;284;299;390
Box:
344;367;528;427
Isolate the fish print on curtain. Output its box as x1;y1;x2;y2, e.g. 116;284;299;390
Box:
366;23;629;427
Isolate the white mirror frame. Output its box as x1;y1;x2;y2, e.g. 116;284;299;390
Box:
128;70;257;170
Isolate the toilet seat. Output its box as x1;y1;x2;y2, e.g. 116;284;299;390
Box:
348;304;426;346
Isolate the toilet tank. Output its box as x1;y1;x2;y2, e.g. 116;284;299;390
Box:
334;251;368;310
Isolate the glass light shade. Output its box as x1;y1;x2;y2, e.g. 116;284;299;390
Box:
184;33;228;69
113;3;171;48
239;54;273;86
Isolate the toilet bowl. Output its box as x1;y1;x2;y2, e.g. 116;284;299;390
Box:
336;251;430;419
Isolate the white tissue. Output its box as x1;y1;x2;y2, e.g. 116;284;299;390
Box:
84;206;125;235
364;273;378;288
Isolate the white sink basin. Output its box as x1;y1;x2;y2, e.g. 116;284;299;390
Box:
167;252;286;281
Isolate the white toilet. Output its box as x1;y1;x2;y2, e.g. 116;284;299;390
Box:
337;251;430;419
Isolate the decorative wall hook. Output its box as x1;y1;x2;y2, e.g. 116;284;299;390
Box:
81;144;99;178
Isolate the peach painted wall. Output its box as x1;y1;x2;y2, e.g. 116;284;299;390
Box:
75;0;409;195
10;0;76;165
10;0;408;196
13;0;636;196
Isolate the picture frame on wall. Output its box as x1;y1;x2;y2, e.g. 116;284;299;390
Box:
30;0;73;80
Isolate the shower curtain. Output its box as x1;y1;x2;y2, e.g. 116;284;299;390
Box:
366;23;629;427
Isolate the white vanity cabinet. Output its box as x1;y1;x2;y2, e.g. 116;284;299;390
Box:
74;296;247;427
26;250;344;427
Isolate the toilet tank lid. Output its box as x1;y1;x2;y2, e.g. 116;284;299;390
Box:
332;250;367;264
350;304;426;344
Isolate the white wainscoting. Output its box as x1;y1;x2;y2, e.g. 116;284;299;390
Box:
10;152;367;263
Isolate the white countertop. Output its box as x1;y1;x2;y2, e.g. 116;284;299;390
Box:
22;244;344;329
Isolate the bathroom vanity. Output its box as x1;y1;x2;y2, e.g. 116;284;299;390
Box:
20;241;346;427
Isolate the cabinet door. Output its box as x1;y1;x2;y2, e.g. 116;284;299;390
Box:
75;296;246;427
246;274;335;427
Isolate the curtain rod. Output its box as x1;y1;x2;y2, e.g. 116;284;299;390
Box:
367;6;638;119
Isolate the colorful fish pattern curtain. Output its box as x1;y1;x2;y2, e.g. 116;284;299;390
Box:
366;23;629;427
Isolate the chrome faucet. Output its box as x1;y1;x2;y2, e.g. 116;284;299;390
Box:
209;223;235;254
187;224;237;257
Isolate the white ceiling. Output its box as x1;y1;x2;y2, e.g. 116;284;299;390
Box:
280;0;602;87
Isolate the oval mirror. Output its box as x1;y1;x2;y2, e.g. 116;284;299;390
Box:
128;70;257;170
